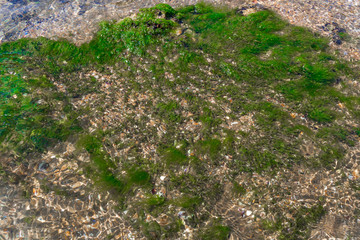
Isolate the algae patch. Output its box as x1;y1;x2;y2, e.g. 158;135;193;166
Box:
1;2;359;239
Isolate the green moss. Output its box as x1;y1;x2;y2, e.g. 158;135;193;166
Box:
338;32;351;41
23;216;36;224
100;173;126;192
255;102;289;125
236;147;279;173
277;81;304;100
128;168;151;185
199;107;221;129
197;138;221;158
194;2;215;14
174;195;202;210
285;125;313;137
176;5;195;14
232;181;246;196
139;3;177;19
318;145;345;168
141;220;162;240
85;4;177;62
317;126;355;146
0;50;80;155
308;108;335;123
77;134;128;193
0;4;178;69
156;100;181;123
354;128;360;137
147;195;166;206
303;63;336;85
264;202;325;239
280;203;325;239
77;134;102;154
162;147;188;166
200;224;231;240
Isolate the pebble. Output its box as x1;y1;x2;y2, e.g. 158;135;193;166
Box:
178;211;186;218
72;182;83;188
246;210;253;217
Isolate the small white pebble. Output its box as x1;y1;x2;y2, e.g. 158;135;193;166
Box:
160;176;166;181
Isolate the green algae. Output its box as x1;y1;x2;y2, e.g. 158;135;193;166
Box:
128;168;151;185
0;51;80;155
162;147;188;166
264;202;326;239
200;224;231;240
1;2;359;238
